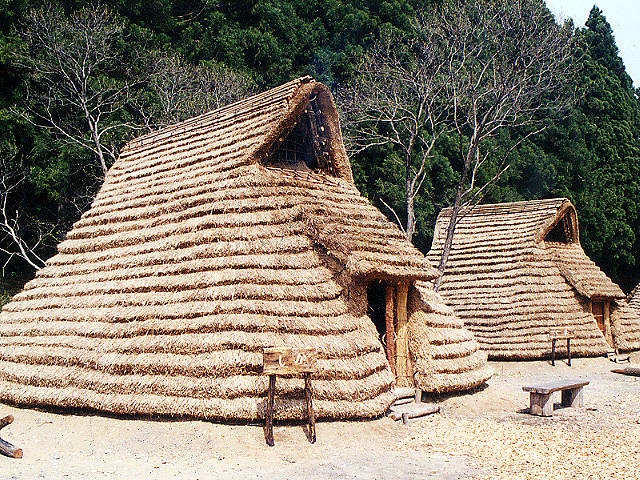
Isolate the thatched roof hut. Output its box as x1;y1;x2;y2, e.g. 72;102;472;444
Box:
612;285;640;351
427;198;637;359
0;77;490;420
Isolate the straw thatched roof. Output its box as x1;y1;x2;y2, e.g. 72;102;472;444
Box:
612;285;640;351
428;198;633;359
0;77;489;420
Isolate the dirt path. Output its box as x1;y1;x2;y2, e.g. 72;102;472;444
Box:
2;355;639;479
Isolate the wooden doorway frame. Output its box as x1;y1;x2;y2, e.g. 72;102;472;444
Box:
591;298;612;346
384;284;397;377
368;280;412;387
394;282;411;387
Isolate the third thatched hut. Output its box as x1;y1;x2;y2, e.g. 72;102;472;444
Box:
612;285;640;352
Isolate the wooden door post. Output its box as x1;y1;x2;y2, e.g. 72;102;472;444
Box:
384;284;397;377
395;282;411;387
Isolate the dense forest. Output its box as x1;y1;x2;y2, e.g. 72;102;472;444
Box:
0;0;639;301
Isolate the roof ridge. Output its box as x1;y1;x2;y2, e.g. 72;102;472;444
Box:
123;76;313;154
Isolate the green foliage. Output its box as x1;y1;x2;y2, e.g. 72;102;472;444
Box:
0;0;638;292
529;7;640;290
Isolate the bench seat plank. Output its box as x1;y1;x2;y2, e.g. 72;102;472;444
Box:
523;379;589;416
522;379;589;395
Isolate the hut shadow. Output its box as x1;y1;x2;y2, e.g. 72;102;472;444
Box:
3;400;258;425
420;381;490;404
256;397;316;446
545;358;572;367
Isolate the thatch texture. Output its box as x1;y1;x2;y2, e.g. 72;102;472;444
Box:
612;286;640;351
0;77;488;420
408;283;492;393
428;198;630;359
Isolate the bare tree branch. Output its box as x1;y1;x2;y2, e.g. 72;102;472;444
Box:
15;3;136;177
131;53;255;131
339;0;576;285
0;146;52;274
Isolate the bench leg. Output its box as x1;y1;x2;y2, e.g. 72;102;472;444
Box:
561;387;583;408
414;388;422;403
530;392;554;416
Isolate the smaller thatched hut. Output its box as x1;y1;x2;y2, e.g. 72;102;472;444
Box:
612;285;640;351
428;198;637;359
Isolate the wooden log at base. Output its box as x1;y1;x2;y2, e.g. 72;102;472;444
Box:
402;404;440;424
392;387;416;400
0;415;12;429
387;404;440;422
0;415;23;459
611;366;640;376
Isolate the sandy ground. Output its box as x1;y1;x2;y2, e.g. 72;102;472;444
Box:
1;354;639;480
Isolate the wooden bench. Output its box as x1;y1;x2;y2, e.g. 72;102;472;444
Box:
522;379;589;416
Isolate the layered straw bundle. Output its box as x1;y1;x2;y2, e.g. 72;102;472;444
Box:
408;283;492;393
0;77;489;420
428;198;636;359
612;285;640;351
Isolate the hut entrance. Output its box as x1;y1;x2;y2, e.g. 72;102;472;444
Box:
367;280;397;377
593;301;605;334
367;281;387;338
366;280;411;386
592;299;613;345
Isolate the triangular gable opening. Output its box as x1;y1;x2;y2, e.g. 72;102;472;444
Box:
545;211;577;244
264;93;337;176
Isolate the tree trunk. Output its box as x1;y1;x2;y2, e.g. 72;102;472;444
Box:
405;153;415;243
433;183;464;291
405;195;415;243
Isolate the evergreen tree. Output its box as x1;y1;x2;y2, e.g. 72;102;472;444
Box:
543;7;640;290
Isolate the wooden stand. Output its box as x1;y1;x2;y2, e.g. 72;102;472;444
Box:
263;348;318;447
550;330;572;366
304;373;316;443
265;375;276;447
264;373;316;447
0;415;22;459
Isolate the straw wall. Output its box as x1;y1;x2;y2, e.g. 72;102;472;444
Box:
612;286;640;351
408;283;492;393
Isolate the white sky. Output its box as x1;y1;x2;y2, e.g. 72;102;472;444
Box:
545;0;640;87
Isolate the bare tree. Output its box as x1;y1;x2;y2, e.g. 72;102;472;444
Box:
16;3;135;177
0;145;51;273
134;53;255;130
427;0;576;289
339;0;576;287
338;32;450;242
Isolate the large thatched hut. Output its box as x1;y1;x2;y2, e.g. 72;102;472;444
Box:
0;77;490;420
612;285;640;352
428;198;639;359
